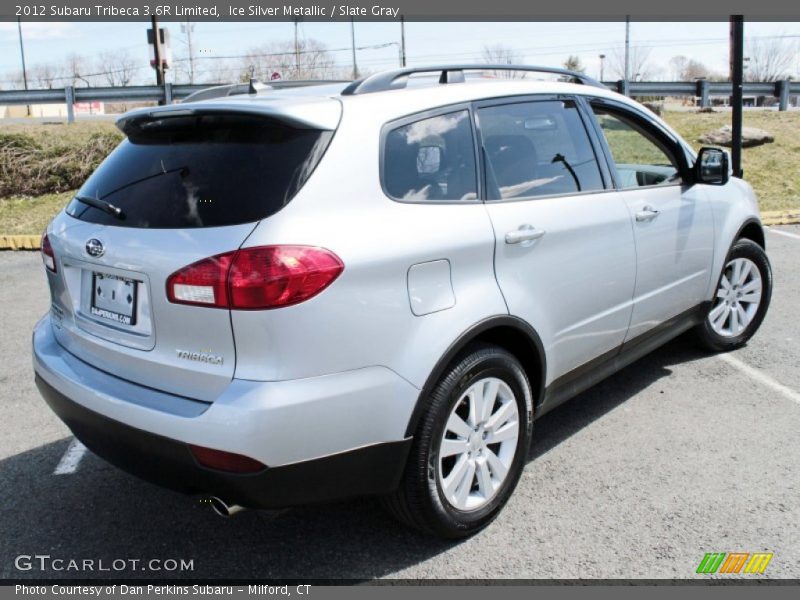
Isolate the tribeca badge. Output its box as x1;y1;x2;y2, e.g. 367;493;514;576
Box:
696;552;773;574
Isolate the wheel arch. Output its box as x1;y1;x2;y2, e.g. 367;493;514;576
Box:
403;316;546;437
736;218;765;249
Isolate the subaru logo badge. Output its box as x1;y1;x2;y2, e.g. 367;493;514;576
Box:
85;239;105;258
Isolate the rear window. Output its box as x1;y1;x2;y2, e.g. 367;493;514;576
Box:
66;113;333;229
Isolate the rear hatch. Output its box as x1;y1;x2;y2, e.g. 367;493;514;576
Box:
45;99;339;401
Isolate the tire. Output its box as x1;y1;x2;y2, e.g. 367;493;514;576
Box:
695;238;772;352
383;343;533;538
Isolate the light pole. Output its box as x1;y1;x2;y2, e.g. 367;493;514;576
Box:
624;16;631;90
350;18;359;80
17;16;30;116
400;16;407;67
599;53;606;81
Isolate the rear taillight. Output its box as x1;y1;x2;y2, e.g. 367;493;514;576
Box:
167;246;344;310
41;233;56;273
167;253;233;308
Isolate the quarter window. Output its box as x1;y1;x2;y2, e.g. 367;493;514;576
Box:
591;106;681;189
383;110;478;202
477;100;605;200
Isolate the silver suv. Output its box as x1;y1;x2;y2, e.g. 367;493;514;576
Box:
33;65;772;538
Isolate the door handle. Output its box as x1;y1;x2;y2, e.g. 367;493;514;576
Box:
635;205;660;222
505;225;546;245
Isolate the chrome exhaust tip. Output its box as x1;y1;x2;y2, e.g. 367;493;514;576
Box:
208;496;246;517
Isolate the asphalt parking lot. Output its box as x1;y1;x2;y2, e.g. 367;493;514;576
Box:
1;225;799;581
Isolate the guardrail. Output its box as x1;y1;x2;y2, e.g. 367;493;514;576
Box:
605;80;800;110
0;80;342;122
1;79;798;122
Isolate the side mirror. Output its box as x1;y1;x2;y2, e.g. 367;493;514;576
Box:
695;147;729;185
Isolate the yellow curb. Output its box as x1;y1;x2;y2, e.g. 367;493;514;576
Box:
761;209;800;226
0;234;41;250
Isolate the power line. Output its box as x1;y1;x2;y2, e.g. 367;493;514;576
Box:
2;32;797;88
169;41;399;63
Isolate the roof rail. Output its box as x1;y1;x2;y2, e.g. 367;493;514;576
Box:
341;64;606;96
182;79;271;103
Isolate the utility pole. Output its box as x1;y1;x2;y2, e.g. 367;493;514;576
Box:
599;53;605;82
150;15;165;105
730;16;744;178
624;16;630;96
17;16;30;116
400;16;407;67
181;20;195;84
294;18;300;77
350;18;359;80
151;16;164;87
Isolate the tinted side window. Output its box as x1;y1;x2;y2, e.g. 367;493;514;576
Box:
477;100;604;200
384;110;477;202
591;106;681;189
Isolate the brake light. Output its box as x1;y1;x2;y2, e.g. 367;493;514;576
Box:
189;444;266;474
41;233;56;273
166;246;344;310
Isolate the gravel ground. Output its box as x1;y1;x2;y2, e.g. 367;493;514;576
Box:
1;226;798;581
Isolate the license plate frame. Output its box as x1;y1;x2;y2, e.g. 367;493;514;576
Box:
90;272;138;326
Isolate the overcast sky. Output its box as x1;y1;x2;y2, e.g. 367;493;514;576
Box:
0;20;798;85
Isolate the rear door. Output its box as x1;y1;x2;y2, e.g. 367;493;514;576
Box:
477;97;636;385
45;109;336;401
588;100;714;342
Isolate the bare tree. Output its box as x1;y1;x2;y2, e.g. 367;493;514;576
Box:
669;56;688;80
31;63;63;89
745;36;797;82
1;70;26;90
607;46;655;81
480;44;525;79
481;43;521;65
240;38;337;81
562;55;586;74
64;53;88;86
202;59;242;84
669;55;714;81
97;50;138;87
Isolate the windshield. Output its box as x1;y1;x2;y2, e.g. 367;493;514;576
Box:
66;113;333;229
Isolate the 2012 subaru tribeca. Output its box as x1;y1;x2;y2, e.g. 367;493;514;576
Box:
33;65;772;538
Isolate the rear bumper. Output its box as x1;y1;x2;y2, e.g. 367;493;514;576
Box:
37;375;410;508
32;315;415;508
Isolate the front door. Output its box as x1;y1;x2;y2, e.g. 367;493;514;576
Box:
589;102;715;341
477;98;637;386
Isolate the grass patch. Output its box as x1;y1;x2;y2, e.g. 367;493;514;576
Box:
0;191;73;235
663;110;800;212
0;121;122;197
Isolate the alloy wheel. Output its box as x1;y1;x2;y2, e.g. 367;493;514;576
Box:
708;257;763;337
437;377;520;512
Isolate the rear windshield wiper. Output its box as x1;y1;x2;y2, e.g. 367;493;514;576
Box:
74;195;126;220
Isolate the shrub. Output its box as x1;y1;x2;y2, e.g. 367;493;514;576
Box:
0;123;122;197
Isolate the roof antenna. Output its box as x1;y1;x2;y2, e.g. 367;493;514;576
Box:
249;78;268;94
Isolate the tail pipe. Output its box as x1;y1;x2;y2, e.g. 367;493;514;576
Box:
208;496;246;518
